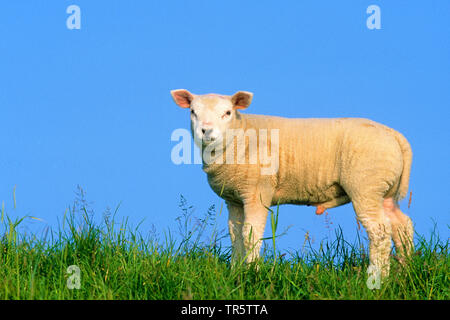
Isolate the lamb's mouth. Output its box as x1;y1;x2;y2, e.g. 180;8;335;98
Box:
203;136;216;142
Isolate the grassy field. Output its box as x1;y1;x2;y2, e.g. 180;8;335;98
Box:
0;192;448;300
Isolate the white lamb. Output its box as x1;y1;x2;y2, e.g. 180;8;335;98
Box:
171;89;414;280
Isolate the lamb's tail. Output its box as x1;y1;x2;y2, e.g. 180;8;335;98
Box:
392;130;413;201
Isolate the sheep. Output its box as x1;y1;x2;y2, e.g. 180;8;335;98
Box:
171;89;414;280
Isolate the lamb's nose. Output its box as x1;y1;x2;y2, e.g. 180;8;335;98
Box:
202;128;214;140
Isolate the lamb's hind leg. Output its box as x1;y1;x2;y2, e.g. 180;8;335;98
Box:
383;198;414;263
351;195;393;279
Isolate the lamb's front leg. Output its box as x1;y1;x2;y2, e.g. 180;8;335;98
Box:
226;201;245;265
242;202;269;263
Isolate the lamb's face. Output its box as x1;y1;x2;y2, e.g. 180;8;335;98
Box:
171;89;253;146
190;95;234;144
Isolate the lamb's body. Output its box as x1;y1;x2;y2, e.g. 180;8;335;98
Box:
205;114;410;209
171;89;414;281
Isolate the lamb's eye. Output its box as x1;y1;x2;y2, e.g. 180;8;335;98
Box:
191;109;196;116
221;110;232;119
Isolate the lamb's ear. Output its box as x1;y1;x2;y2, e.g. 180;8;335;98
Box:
231;91;253;110
171;89;195;108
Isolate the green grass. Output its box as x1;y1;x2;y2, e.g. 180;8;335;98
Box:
0;191;448;300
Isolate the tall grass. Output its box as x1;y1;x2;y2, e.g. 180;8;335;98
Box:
0;190;448;300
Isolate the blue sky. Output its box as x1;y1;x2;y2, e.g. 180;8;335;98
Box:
1;1;449;253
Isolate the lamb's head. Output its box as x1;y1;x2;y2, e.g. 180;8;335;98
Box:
171;89;253;146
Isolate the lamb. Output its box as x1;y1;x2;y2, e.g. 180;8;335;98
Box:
171;89;414;280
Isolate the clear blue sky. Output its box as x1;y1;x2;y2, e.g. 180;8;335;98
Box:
1;1;449;253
